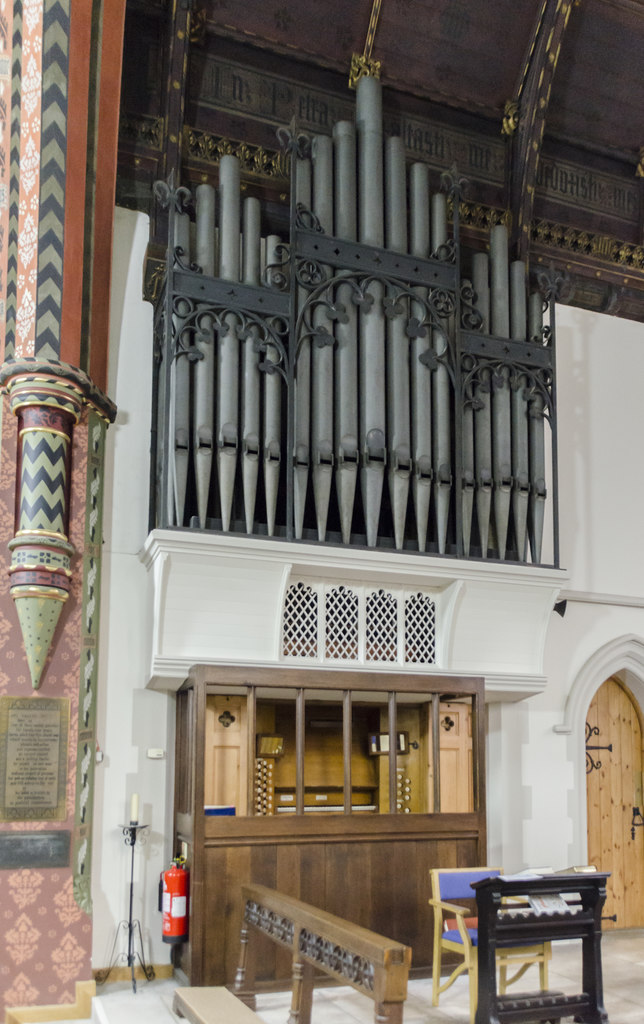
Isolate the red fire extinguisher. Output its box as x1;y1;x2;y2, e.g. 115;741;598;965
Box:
161;857;189;943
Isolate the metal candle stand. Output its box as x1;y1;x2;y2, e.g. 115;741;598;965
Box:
95;823;156;993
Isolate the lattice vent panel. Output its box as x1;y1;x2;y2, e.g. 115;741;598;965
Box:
282;580;437;666
404;593;436;664
365;589;398;662
282;581;318;658
325;586;359;660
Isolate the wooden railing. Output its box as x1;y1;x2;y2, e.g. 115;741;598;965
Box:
233;883;412;1023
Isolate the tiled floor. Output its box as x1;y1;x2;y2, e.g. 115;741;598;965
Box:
44;929;644;1023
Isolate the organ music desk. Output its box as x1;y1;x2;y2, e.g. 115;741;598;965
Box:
472;872;610;1024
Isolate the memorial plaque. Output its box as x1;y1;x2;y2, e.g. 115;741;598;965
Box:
0;697;69;821
0;830;71;868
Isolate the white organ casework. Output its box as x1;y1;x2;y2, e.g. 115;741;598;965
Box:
150;72;559;567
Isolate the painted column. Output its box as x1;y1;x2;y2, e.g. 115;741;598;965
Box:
1;361;115;688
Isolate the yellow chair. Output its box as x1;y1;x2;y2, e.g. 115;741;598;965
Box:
429;867;551;1024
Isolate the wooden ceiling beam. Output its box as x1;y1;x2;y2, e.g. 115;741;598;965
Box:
504;0;576;264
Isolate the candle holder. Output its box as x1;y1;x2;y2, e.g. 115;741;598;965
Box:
95;823;156;993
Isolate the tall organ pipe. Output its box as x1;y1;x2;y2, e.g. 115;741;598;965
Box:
356;74;386;547
193;184;216;527
333;120;358;544
170;210;191;526
264;234;283;536
431;192;451;554
461;278;475;556
409;162;432;552
217;155;241;532
241;196;261;533
311;134;334;541
385;135;411;549
510;259;529;560
489;223;511;558
294;156;312;539
472;252;492;556
528;290;546;562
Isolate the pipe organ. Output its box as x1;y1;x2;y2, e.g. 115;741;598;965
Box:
152;74;558;564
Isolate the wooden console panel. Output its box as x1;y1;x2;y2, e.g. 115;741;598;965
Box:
173;664;487;986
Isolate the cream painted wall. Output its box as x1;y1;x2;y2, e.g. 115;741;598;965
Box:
509;306;644;872
98;209;644;950
93;208;174;968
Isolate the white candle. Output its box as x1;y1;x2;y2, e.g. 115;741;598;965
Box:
130;793;139;824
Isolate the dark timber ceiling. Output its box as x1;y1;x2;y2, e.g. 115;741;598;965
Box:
119;0;644;320
201;0;644;158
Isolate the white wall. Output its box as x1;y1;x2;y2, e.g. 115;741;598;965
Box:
93;208;174;968
489;305;644;872
97;211;644;946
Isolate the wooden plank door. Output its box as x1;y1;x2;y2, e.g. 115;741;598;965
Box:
586;676;644;928
435;700;473;813
205;695;248;815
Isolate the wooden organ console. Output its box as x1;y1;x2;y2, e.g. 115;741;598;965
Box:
172;664;486;987
472;872;610;1024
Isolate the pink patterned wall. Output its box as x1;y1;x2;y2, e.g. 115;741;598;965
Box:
0;394;93;1010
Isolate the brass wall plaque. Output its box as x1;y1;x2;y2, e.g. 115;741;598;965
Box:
0;697;69;821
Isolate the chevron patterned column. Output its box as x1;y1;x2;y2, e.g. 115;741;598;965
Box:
1;358;116;689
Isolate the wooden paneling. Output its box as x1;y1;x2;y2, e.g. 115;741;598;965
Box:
177;667;486;986
194;822;483;985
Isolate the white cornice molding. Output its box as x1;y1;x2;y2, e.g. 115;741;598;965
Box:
141;529;569;591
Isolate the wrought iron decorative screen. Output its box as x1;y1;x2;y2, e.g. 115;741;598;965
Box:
150;75;559;565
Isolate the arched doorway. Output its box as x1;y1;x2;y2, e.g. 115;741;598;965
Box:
586;675;644;928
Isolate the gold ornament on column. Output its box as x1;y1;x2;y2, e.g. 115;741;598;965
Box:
1;360;116;689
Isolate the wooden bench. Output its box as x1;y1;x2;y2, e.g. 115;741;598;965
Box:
173;985;260;1023
233;882;412;1024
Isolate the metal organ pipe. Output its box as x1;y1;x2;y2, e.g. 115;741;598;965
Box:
333;120;358;544
409;162;432;553
294;156;312;539
385;136;411;549
241;196;261;533
217;154;241;532
472;252;492;556
171;210;191;527
431;192;451;555
356;74;386;547
461;277;475;556
489;223;512;559
263;234;283;537
528;290;546;562
311;134;334;540
510;259;529;560
193;184;216;527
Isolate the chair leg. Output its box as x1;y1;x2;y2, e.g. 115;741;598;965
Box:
432;929;442;1006
539;952;549;991
469;957;478;1024
498;962;507;995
